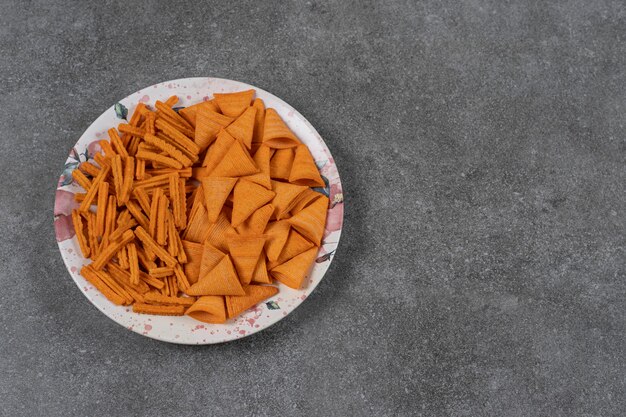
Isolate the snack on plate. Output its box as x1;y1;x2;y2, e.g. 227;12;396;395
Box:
71;90;328;324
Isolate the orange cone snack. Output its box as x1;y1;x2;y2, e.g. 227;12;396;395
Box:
270;148;294;180
179;99;220;127
228;235;266;285
226;106;256;149
225;285;278;318
251;255;271;284
194;107;233;151
185;296;227;324
290;188;323;214
270;247;318;289
182;202;210;243
235;203;273;235
201;177;237;223
270;180;308;220
204;211;237;253
202;129;236;171
274;229;315;265
264;221;291;262
210;140;259;177
262;108;300;148
251;98;265;144
231;180;276;227
182;240;203;284
287;195;329;246
214;89;254;117
289;144;326;187
186;255;245;296
199;243;225;279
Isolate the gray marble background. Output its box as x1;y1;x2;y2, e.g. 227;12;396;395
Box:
1;1;625;416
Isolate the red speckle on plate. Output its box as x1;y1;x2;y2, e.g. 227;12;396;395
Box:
227;331;231;335
70;266;77;273
202;96;210;101
139;95;150;102
195;324;205;330
246;318;255;326
186;95;192;100
239;330;246;335
255;324;260;328
144;324;152;331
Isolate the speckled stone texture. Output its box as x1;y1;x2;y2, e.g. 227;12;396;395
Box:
0;1;625;416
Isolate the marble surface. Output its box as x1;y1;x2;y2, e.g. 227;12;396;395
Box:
0;1;624;416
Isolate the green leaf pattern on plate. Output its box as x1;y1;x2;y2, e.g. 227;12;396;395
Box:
114;102;128;120
266;301;280;310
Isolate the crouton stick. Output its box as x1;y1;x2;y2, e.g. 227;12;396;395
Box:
119;156;134;204
144;133;194;167
109;218;137;242
132;303;185;316
132;187;151;214
154;118;200;155
136;150;183;169
127;242;139;286
126;200;150;230
164;95;178;107
156;193;169;245
108;128;128;158
93;153;111;169
79;165;111;212
111;155;123;198
166;211;178;257
99;139;116;158
71;209;90;258
72;169;92;190
80;161;100;177
118;123;145;138
149;188;162;239
143;292;195;307
92;229;134;270
148;267;174;278
95;181;109;237
136;245;157;270
81;265;126;305
134;226;177;267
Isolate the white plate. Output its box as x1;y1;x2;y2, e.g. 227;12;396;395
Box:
53;77;344;344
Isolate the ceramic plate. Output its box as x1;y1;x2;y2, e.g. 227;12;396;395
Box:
54;77;344;344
